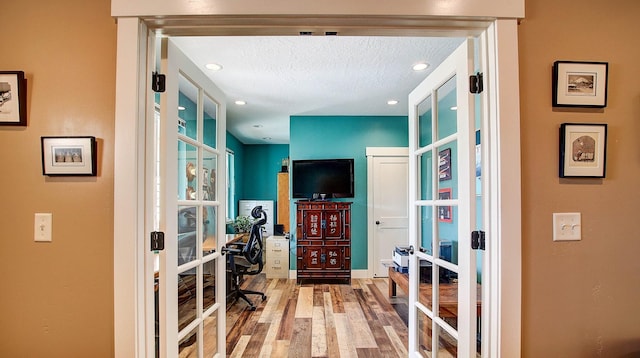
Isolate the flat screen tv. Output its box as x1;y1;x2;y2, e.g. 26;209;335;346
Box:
292;159;355;199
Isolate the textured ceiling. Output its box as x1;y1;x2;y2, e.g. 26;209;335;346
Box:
172;36;464;144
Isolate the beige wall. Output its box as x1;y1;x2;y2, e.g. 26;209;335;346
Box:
0;0;115;356
2;0;640;356
519;0;640;356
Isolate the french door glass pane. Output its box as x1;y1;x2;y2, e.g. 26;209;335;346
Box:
419;151;433;201
418;94;433;148
420;207;434;253
437;325;458;358
202;205;216;256
437;142;458;198
203;311;218;356
178;326;199;357
202;258;216;311
178;269;198;332
436;76;457;140
418;258;433;311
202;150;216;201
418;310;433;356
438;265;459;330
179;141;198;201
203;93;217;149
178;74;198;141
178;206;197;265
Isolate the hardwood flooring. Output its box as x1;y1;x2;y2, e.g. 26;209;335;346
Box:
225;275;409;357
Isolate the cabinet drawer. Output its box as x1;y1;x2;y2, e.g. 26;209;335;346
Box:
267;250;288;261
265;258;289;279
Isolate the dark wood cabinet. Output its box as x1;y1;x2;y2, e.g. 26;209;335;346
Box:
296;201;351;283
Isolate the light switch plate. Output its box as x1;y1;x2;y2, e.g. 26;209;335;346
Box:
35;213;52;242
553;212;581;241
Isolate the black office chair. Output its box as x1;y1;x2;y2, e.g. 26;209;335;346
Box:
225;205;267;310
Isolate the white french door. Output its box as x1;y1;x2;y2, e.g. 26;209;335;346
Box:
407;39;480;357
153;37;228;357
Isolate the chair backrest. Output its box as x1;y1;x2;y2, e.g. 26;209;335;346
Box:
243;206;267;266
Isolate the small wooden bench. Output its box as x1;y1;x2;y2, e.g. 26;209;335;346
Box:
388;266;481;318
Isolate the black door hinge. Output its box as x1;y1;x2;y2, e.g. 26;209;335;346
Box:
151;231;165;251
470;72;484;94
471;230;485;250
152;72;166;93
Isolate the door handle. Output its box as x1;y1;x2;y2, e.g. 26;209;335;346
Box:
375;221;380;225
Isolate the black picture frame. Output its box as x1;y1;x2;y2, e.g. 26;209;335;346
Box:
41;136;97;176
559;123;607;178
0;71;27;126
552;61;608;108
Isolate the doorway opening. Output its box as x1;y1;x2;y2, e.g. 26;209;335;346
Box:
113;16;522;357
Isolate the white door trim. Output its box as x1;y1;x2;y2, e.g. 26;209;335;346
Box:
113;17;522;358
113;17;149;358
486;19;522;357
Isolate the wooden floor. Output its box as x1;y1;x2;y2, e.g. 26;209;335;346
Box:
225;274;409;357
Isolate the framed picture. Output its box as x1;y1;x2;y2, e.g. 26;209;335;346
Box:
0;71;27;126
438;147;452;181
438;188;452;223
552;61;608;108
559;123;607;178
41;136;97;176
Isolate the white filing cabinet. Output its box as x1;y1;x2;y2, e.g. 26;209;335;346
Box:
265;235;289;279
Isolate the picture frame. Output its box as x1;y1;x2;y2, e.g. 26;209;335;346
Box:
559;123;607;178
438;188;452;223
438;147;452;181
41;136;97;176
0;71;27;126
552;61;608;108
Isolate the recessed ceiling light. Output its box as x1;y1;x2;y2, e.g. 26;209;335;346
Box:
178;106;186;111
412;63;429;71
205;63;222;71
387;100;399;105
235;100;246;105
450;106;458;111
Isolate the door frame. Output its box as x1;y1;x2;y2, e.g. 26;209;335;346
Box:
114;17;521;358
366;146;409;278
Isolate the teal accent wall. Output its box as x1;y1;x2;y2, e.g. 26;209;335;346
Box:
241;144;289;225
289;115;408;270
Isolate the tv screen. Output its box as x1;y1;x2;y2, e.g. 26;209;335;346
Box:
292;159;354;199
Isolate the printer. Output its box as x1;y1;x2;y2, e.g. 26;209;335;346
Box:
393;246;411;272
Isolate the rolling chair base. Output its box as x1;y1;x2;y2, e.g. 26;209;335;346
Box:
227;288;266;311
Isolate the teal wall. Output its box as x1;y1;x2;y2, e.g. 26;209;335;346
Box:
241;144;289;225
289;115;409;270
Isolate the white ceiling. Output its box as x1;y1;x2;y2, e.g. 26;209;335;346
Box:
172;36;464;144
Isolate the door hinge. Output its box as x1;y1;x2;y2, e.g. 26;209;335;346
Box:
152;72;166;93
151;231;165;252
470;72;484;94
471;230;485;250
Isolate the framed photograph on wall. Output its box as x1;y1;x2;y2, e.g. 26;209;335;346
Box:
41;136;97;176
552;61;608;108
438;188;452;223
559;123;607;178
438;148;452;181
0;71;27;126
